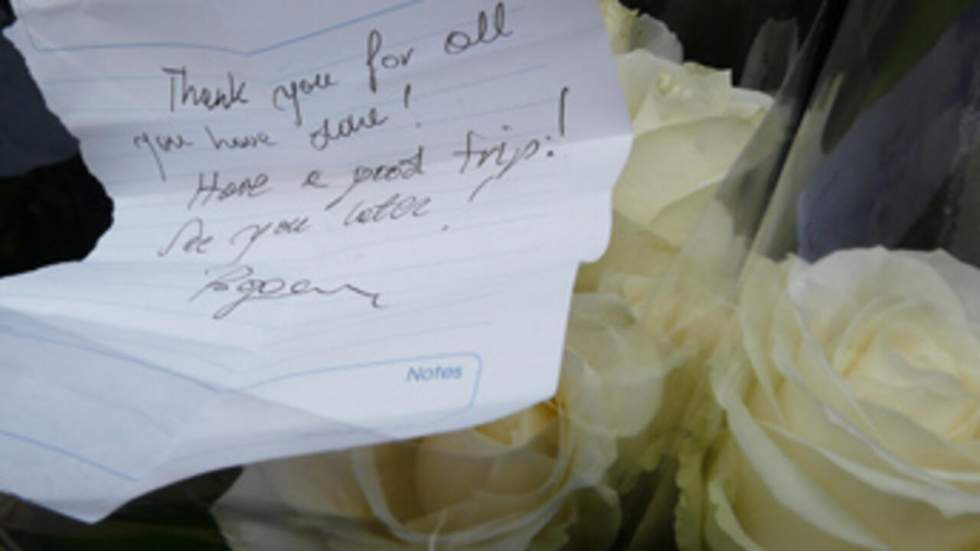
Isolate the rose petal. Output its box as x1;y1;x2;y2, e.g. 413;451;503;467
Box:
613;117;762;229
714;367;889;550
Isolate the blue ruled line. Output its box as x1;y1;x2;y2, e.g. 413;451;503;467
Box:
0;428;139;481
14;0;423;56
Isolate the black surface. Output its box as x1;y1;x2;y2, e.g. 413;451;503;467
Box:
0;32;79;177
0;23;111;277
0;1;11;28
625;0;824;84
793;0;980;261
0;156;113;277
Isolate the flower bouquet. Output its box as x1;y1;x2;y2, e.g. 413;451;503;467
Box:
5;0;980;549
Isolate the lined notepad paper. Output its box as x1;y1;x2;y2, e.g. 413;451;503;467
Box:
1;0;631;521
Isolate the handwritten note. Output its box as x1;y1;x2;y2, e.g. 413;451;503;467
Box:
0;0;631;521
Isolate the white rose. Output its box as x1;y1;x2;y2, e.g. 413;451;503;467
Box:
613;53;770;249
578;49;765;471
599;0;684;60
574;20;772;550
686;248;980;551
577;46;770;295
213;295;675;550
598;0;638;54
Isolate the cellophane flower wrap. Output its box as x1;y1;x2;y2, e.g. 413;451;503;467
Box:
671;2;980;550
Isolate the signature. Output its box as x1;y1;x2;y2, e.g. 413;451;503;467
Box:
190;265;384;320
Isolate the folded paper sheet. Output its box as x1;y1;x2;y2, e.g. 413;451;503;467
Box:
0;0;632;522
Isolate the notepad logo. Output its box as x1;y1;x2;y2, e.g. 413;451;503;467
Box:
406;364;465;382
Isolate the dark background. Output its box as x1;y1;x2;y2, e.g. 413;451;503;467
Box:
0;1;112;278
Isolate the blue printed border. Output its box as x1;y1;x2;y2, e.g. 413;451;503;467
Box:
0;333;483;483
